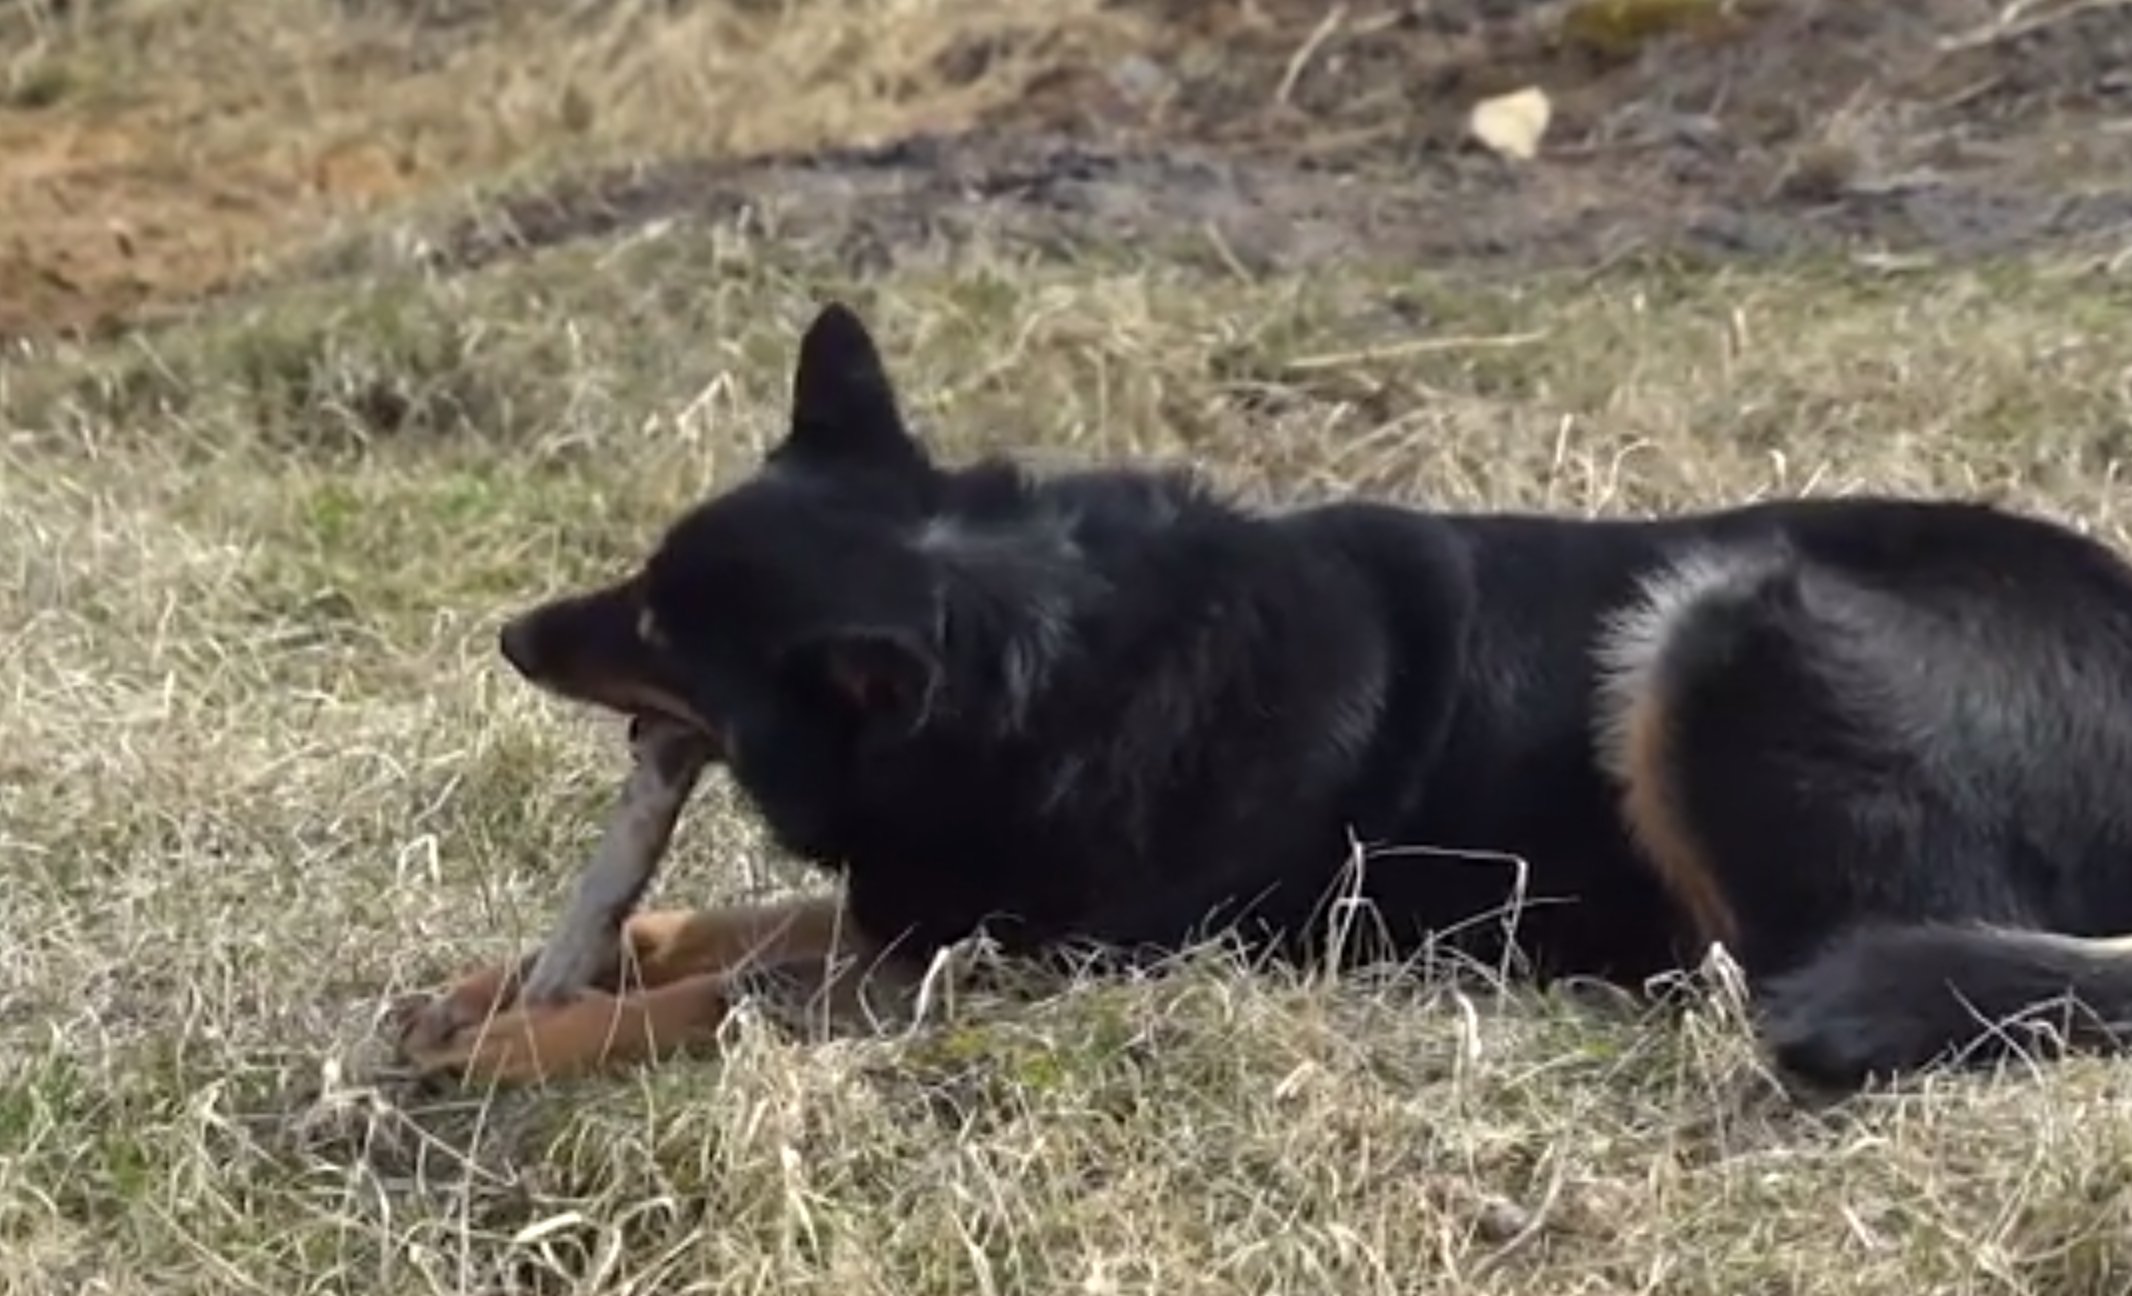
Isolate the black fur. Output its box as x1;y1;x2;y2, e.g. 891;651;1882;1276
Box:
498;301;2132;1089
1760;924;2132;1084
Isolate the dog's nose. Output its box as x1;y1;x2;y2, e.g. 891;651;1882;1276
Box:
498;617;539;675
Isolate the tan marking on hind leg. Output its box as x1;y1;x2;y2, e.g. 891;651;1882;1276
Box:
1593;550;1773;955
1614;680;1740;952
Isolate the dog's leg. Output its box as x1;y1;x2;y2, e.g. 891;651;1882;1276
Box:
616;894;856;989
416;894;853;1019
400;897;914;1084
391;720;709;1060
403;971;740;1085
388;898;850;1070
635;896;926;1036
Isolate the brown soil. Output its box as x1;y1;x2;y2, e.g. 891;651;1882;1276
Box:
426;126;2132;283
7;0;2132;341
426;0;2132;276
0;114;422;341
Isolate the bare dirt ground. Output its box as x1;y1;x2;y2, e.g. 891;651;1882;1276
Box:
0;0;1129;339
432;0;2132;276
9;0;2132;340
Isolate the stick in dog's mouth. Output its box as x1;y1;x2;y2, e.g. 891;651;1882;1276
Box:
517;716;715;1005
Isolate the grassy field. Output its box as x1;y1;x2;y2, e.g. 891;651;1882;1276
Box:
9;1;2132;1292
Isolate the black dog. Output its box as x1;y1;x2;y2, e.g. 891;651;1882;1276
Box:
401;300;2132;1090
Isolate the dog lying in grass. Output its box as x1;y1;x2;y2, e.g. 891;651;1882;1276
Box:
395;300;2132;1091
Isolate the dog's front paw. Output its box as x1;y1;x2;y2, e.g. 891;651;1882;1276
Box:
391;1003;542;1084
392;988;665;1086
388;958;538;1071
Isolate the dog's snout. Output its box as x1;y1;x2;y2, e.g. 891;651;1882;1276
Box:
498;616;541;676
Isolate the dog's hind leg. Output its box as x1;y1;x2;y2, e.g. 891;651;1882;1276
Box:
1758;923;2132;1086
1601;548;2002;968
1594;548;1787;965
1614;552;2037;966
1592;544;2112;1085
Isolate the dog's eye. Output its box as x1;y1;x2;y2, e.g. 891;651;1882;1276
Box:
636;606;671;650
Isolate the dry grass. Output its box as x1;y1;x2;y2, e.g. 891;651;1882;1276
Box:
9;2;2132;1294
9;230;2132;1294
0;0;1142;335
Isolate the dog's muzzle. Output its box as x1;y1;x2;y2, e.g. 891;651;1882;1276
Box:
497;615;542;679
498;607;727;756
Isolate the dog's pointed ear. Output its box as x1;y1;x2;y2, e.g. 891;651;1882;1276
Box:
782;302;926;470
791;625;941;734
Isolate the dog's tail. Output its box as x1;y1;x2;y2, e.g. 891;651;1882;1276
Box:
1758;921;2132;1086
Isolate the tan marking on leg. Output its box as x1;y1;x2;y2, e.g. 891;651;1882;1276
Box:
390;957;528;1060
404;972;737;1085
619;894;856;989
393;720;710;1059
1616;680;1739;951
1592;548;1783;955
623;894;918;1034
392;893;907;1085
